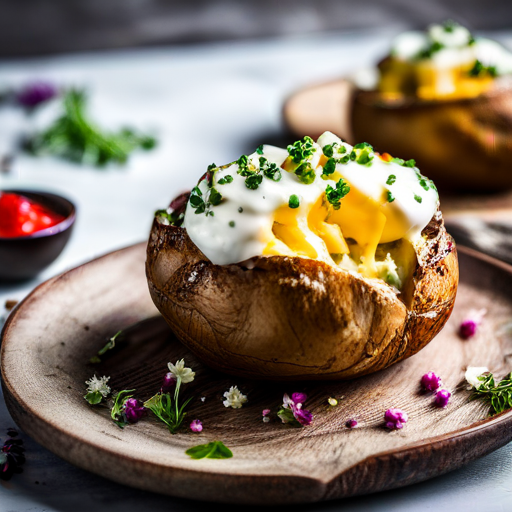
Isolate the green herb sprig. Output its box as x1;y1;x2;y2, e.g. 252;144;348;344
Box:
326;179;350;210
90;330;123;364
186;441;233;459
111;389;135;428
287;136;316;164
25;89;156;166
471;372;512;415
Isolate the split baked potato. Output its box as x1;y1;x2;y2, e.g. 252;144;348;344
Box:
147;133;458;380
351;22;512;191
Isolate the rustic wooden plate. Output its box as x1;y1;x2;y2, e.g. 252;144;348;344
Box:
3;243;512;505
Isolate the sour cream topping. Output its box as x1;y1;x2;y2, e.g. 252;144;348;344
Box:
183;132;438;280
391;22;512;74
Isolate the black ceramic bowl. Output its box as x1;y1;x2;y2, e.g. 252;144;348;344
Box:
0;189;76;281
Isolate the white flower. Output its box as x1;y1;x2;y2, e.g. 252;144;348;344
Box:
223;386;248;409
168;359;195;383
465;366;489;389
85;375;111;397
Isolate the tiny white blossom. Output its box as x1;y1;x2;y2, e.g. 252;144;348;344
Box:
168;359;195;383
262;416;270;423
465;366;489;389
200;396;206;402
223;386;248;409
85;375;111;397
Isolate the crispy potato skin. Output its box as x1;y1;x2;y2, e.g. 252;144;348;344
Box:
146;215;458;380
351;78;512;191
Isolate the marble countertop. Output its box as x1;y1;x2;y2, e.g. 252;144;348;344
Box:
1;29;512;512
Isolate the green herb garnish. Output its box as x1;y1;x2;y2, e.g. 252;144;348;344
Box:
350;142;374;166
417;41;444;60
287;136;316;164
405;159;416;168
322;158;336;177
245;174;263;190
259;157;282;181
144;392;193;435
155;209;185;227
189;187;206;214
387;191;395;203
217;175;233;185
419;178;430;191
256;144;264;155
294;162;316;184
470;371;512;415
326;179;350;210
25;89;156;166
209;187;223;206
229;220;235;227
468;60;498;78
288;194;300;209
386;174;396;186
111;389;135;428
90;330;123;364
414;194;422;203
186;441;233;460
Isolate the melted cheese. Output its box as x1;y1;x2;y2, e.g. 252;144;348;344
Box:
183;132;439;285
379;22;512;100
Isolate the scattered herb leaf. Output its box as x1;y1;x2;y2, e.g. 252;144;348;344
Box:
186;441;233;460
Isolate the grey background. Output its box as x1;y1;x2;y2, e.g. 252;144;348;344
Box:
1;0;512;57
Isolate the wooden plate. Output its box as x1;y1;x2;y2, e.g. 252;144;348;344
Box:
3;243;512;505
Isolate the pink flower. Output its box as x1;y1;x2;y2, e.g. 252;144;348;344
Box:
346;419;358;428
278;393;313;427
262;409;271;423
435;389;451;408
123;398;146;424
161;372;177;393
385;408;408;430
421;371;442;392
190;419;203;432
459;309;486;339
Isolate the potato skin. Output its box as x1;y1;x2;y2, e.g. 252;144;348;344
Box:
146;214;458;380
351;77;512;191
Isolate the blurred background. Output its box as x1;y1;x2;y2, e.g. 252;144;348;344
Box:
1;0;511;57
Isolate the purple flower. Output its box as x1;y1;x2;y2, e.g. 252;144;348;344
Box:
278;392;313;427
421;371;442;392
16;81;57;108
190;419;203;432
435;389;451;408
291;392;307;404
161;372;177;393
385;408;408;430
262;409;271;423
0;430;25;481
346;419;358;428
459;309;486;339
123;398;146;424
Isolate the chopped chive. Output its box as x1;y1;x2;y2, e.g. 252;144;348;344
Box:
288;194;300;209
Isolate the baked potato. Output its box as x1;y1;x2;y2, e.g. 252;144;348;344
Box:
351;21;512;191
146;133;458;380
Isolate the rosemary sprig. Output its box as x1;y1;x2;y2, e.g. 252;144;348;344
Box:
25;89;156;166
470;372;512;415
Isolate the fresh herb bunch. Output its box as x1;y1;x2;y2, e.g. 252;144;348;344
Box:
326;179;350;210
25;89;156;166
470;371;512;415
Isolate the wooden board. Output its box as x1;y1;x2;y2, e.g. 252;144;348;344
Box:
3;243;512;505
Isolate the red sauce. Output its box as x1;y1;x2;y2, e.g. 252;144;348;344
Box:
0;193;65;238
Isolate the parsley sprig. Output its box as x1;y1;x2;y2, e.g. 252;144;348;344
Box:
471;372;512;415
189;185;222;216
25;89;156;166
469;60;498;78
